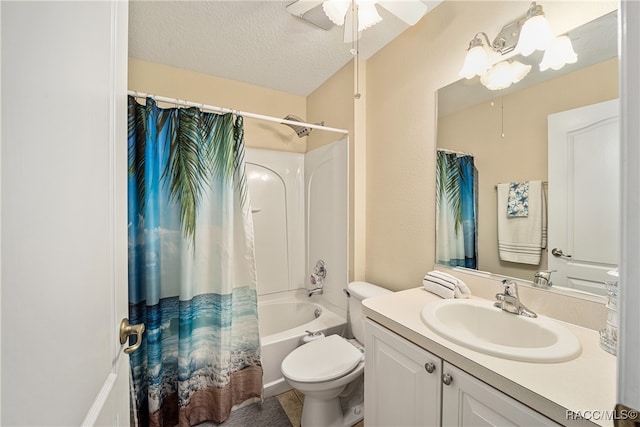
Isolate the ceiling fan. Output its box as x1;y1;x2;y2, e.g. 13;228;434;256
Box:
286;0;436;43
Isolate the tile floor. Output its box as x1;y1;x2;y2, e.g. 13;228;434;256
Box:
276;390;365;427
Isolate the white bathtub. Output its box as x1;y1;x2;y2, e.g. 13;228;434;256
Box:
258;290;346;397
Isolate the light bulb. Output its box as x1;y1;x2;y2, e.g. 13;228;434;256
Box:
539;35;578;71
516;15;554;56
323;0;351;26
458;45;491;80
356;1;382;32
480;61;531;91
510;61;532;83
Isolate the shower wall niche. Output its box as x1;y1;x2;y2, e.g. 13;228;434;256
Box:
245;138;348;309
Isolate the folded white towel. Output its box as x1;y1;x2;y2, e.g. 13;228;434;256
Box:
423;271;471;299
423;278;455;299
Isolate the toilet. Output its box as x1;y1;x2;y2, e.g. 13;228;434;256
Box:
281;281;392;427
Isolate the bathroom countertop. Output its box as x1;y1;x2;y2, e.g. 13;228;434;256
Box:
363;287;617;427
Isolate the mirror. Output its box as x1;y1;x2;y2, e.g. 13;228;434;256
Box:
436;11;618;297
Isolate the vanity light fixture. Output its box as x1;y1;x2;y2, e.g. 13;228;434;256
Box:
459;2;578;90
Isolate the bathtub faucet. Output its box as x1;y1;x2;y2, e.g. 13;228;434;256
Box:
308;287;324;297
308;260;326;297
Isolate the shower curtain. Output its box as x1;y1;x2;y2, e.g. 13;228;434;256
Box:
436;150;478;269
127;96;262;427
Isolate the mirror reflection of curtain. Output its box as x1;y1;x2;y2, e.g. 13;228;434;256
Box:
127;97;262;426
436;150;478;268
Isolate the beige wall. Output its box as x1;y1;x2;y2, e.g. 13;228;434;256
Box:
307;61;365;281
364;0;617;291
128;0;617;292
438;58;618;282
128;58;308;153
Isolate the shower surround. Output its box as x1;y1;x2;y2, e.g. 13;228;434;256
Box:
245;138;349;395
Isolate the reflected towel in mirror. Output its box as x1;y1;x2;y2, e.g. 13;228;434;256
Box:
507;182;529;217
497;180;546;265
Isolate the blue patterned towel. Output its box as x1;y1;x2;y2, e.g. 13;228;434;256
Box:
507;182;529;217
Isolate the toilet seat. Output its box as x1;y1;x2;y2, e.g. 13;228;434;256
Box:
281;335;363;383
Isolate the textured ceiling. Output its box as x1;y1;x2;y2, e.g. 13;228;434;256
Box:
129;1;440;97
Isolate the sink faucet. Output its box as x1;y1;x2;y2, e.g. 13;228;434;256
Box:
533;269;556;289
494;279;537;318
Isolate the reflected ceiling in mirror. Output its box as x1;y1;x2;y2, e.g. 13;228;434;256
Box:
435;11;618;297
439;11;617;117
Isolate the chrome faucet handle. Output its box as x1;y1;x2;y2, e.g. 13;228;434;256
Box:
495;279;537;318
533;269;556;288
501;279;519;297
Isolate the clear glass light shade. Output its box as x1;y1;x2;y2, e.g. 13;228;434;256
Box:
516;15;554;56
539;35;578;71
459;45;491;79
480;60;532;90
323;0;351;26
357;1;383;32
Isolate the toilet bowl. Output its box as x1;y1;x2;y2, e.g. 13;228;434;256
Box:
281;281;392;427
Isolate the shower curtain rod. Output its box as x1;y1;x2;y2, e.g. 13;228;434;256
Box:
127;91;349;135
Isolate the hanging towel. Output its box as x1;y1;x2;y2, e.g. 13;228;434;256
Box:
423;271;471;299
507;182;529;217
497;180;545;265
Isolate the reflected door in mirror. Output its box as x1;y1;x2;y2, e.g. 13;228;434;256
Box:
548;99;619;296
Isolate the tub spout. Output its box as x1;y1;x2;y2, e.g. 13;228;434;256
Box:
308;287;323;297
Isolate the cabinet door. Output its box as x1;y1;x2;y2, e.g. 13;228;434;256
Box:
442;363;560;426
365;319;441;427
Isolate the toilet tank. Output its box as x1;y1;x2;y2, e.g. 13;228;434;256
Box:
347;281;392;343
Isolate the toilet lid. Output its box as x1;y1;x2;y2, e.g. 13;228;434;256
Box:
281;335;363;383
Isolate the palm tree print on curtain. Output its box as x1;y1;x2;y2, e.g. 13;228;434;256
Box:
127;96;262;427
436;150;478;269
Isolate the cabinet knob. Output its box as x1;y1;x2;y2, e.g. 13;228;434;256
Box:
424;362;436;374
442;373;453;386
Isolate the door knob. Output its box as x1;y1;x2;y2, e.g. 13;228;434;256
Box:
551;248;572;259
424;362;436;374
119;318;145;355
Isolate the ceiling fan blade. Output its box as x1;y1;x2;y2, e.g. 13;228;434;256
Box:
378;0;428;26
285;0;325;17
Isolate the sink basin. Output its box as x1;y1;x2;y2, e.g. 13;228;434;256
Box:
420;299;582;362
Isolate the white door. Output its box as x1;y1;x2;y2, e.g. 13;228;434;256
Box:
548;99;619;295
1;1;131;425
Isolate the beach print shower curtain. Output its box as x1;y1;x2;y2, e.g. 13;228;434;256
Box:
436;150;478;269
127;96;262;426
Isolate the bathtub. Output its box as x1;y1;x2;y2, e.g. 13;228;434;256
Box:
258;290;346;397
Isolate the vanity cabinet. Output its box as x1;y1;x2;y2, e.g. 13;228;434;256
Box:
441;362;561;426
365;319;560;427
365;319;441;426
